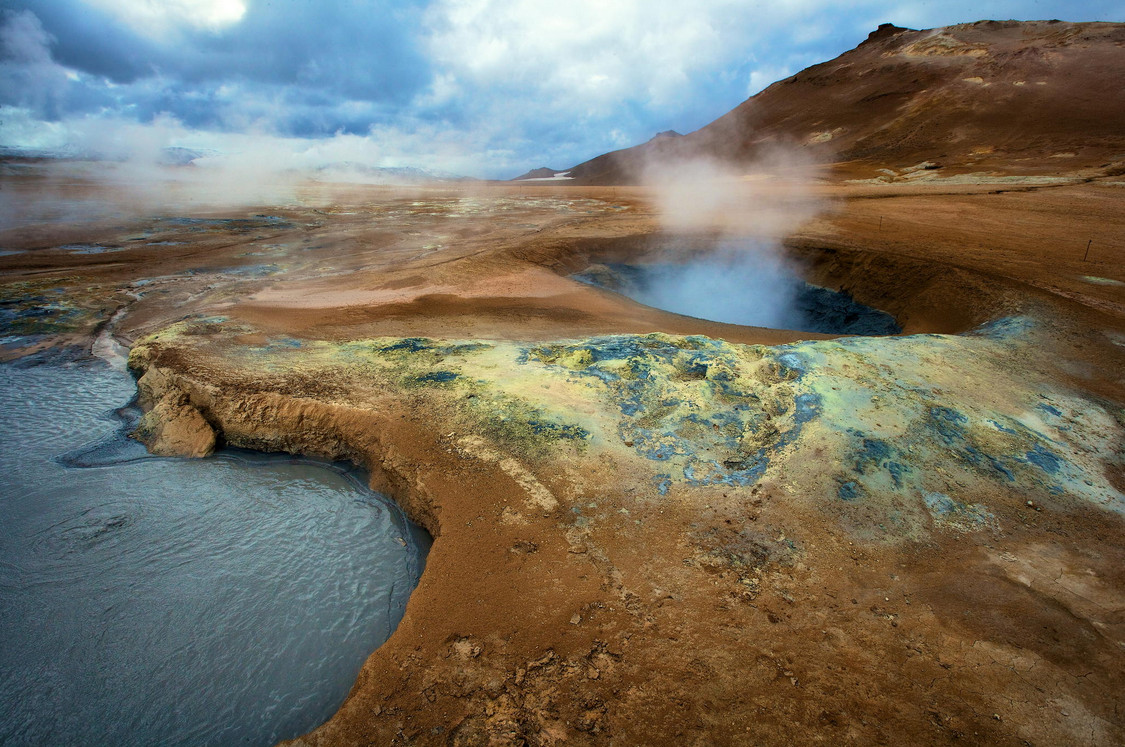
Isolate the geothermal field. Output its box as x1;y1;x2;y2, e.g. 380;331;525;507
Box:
2;15;1125;747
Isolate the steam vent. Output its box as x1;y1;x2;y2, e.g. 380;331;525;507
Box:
2;12;1125;747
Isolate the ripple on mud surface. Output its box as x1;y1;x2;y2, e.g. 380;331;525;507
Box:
0;361;429;747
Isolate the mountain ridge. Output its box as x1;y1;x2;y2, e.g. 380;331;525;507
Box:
553;20;1125;184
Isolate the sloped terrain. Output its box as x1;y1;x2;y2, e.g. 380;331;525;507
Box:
563;21;1125;183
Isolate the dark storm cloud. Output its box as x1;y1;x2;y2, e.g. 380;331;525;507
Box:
6;0;432;134
3;0;157;82
4;0;1125;178
183;2;431;103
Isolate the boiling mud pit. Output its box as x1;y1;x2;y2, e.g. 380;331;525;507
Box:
0;359;429;746
575;261;901;336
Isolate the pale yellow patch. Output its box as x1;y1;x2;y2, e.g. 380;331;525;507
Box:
457;436;559;512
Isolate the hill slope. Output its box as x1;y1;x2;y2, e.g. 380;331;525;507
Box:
562;20;1125;184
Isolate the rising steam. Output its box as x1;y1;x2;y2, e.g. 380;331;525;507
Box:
637;151;826;330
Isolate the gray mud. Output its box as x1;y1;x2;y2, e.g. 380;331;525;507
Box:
0;359;429;746
575;262;901;336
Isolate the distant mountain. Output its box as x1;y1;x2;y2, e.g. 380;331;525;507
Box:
160;147;210;166
560;20;1125;184
513;167;561;180
510;167;575;182
0;145;214;165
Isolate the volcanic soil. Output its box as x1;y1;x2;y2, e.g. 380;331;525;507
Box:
1;18;1124;747
2;166;1123;746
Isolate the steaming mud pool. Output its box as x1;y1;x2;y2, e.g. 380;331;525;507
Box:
575;262;901;335
0;358;430;746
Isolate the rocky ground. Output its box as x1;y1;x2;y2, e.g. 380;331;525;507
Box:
1;167;1124;745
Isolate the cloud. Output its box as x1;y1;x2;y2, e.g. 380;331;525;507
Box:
415;0;917;170
0;9;70;117
2;0;1124;179
81;0;247;38
423;1;728;113
1;8;54;64
8;0;432;115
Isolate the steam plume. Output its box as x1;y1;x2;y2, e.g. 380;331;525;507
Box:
637;150;825;331
0;10;68;118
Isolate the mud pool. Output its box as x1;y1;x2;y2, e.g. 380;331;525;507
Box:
0;359;429;746
574;262;901;336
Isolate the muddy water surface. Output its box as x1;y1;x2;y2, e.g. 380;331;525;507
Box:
0;359;429;746
575;262;902;335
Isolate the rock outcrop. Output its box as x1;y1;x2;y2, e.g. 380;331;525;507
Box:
131;366;216;457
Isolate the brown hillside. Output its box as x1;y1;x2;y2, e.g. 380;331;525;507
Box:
565;20;1125;184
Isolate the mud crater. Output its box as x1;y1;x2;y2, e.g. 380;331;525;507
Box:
574;261;902;336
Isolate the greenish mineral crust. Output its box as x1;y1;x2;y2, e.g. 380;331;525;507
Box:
0;277;110;338
128;315;1125;544
120;297;1125;747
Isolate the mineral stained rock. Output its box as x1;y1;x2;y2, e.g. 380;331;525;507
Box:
3;33;1124;733
132;366;217;457
125;307;1125;746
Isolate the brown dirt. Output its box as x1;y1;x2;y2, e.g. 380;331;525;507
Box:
2;168;1124;747
564;20;1125;184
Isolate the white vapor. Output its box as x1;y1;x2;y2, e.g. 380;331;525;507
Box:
0;110;485;231
0;10;69;117
636;151;826;331
82;0;248;37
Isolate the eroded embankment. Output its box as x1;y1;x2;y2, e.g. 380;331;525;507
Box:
126;311;1125;746
786;242;1034;334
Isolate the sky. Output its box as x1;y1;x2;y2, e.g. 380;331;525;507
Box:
1;0;1123;179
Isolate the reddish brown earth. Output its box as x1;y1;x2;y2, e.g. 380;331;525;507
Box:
565;20;1125;184
2;172;1122;746
1;19;1124;747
